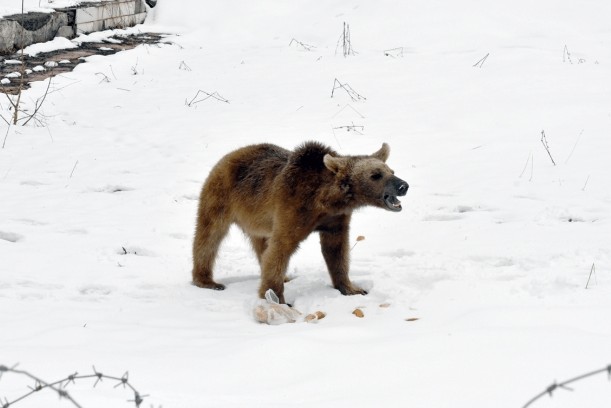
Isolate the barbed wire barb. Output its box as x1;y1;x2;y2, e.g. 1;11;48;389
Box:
523;363;611;408
114;371;129;389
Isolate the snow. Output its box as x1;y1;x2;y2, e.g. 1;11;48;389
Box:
1;1;611;407
0;0;115;17
22;37;77;57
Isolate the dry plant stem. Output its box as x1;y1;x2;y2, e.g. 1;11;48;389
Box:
185;90;229;106
563;45;573;63
384;47;404;58
2;124;10;149
540;130;556;166
473;53;489;68
565;129;584;164
289;38;315;51
585;263;596;289
21;77;52;126
519;152;532;178
10;0;27;125
336;22;354;57
330;79;366;101
582;175;590;191
69;160;79;178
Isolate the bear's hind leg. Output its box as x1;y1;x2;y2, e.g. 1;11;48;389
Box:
192;196;231;291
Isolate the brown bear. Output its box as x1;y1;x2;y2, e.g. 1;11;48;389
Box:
192;141;408;304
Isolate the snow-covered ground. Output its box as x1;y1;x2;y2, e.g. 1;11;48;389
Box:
2;1;611;407
0;0;113;17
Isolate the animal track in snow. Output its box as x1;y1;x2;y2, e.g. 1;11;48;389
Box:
20;180;48;186
79;285;113;296
0;231;23;242
423;213;463;222
17;280;63;290
423;204;495;221
14;218;48;226
93;185;135;193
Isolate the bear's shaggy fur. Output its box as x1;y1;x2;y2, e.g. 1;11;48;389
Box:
193;141;408;304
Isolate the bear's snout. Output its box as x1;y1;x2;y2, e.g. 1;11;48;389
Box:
395;178;408;196
389;176;408;197
382;176;408;212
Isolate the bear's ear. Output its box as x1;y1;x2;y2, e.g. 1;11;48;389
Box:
323;154;347;174
371;143;390;162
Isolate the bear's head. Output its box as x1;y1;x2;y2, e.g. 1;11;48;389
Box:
323;143;409;212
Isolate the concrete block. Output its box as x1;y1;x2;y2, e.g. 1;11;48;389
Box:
75;7;100;25
0;12;69;54
56;25;76;38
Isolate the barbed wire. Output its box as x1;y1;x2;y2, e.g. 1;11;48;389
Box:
522;364;611;408
0;363;147;408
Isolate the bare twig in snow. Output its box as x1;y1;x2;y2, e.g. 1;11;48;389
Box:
178;61;192;71
332;104;365;119
333;122;365;135
21;77;53;126
185;90;230;106
582;174;590;191
96;72;111;84
384;47;405;58
585;263;597;289
519;152;532;179
540;130;556;166
2;124;11;149
69;160;79;178
563;45;573;64
289;38;316;51
473;53;490;68
565;129;584;164
335;22;356;57
331;78;366;102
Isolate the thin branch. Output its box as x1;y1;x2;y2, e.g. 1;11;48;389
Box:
333;122;364;135
96;72;111;84
178;61;192;71
2;124;11;149
519;152;532;178
330;78;366;102
582;175;590;191
473;53;490;68
289;38;316;51
585;263;596;289
540;130;556;166
69;160;79;178
565;129;584;164
21;77;53;126
563;45;573;64
384;47;404;58
185;90;229;106
335;22;356;57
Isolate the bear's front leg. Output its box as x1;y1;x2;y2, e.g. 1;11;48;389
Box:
319;215;367;296
258;234;301;304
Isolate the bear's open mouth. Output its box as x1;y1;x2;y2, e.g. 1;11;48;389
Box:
384;194;402;212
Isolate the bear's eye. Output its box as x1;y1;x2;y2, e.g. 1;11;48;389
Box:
371;172;383;181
